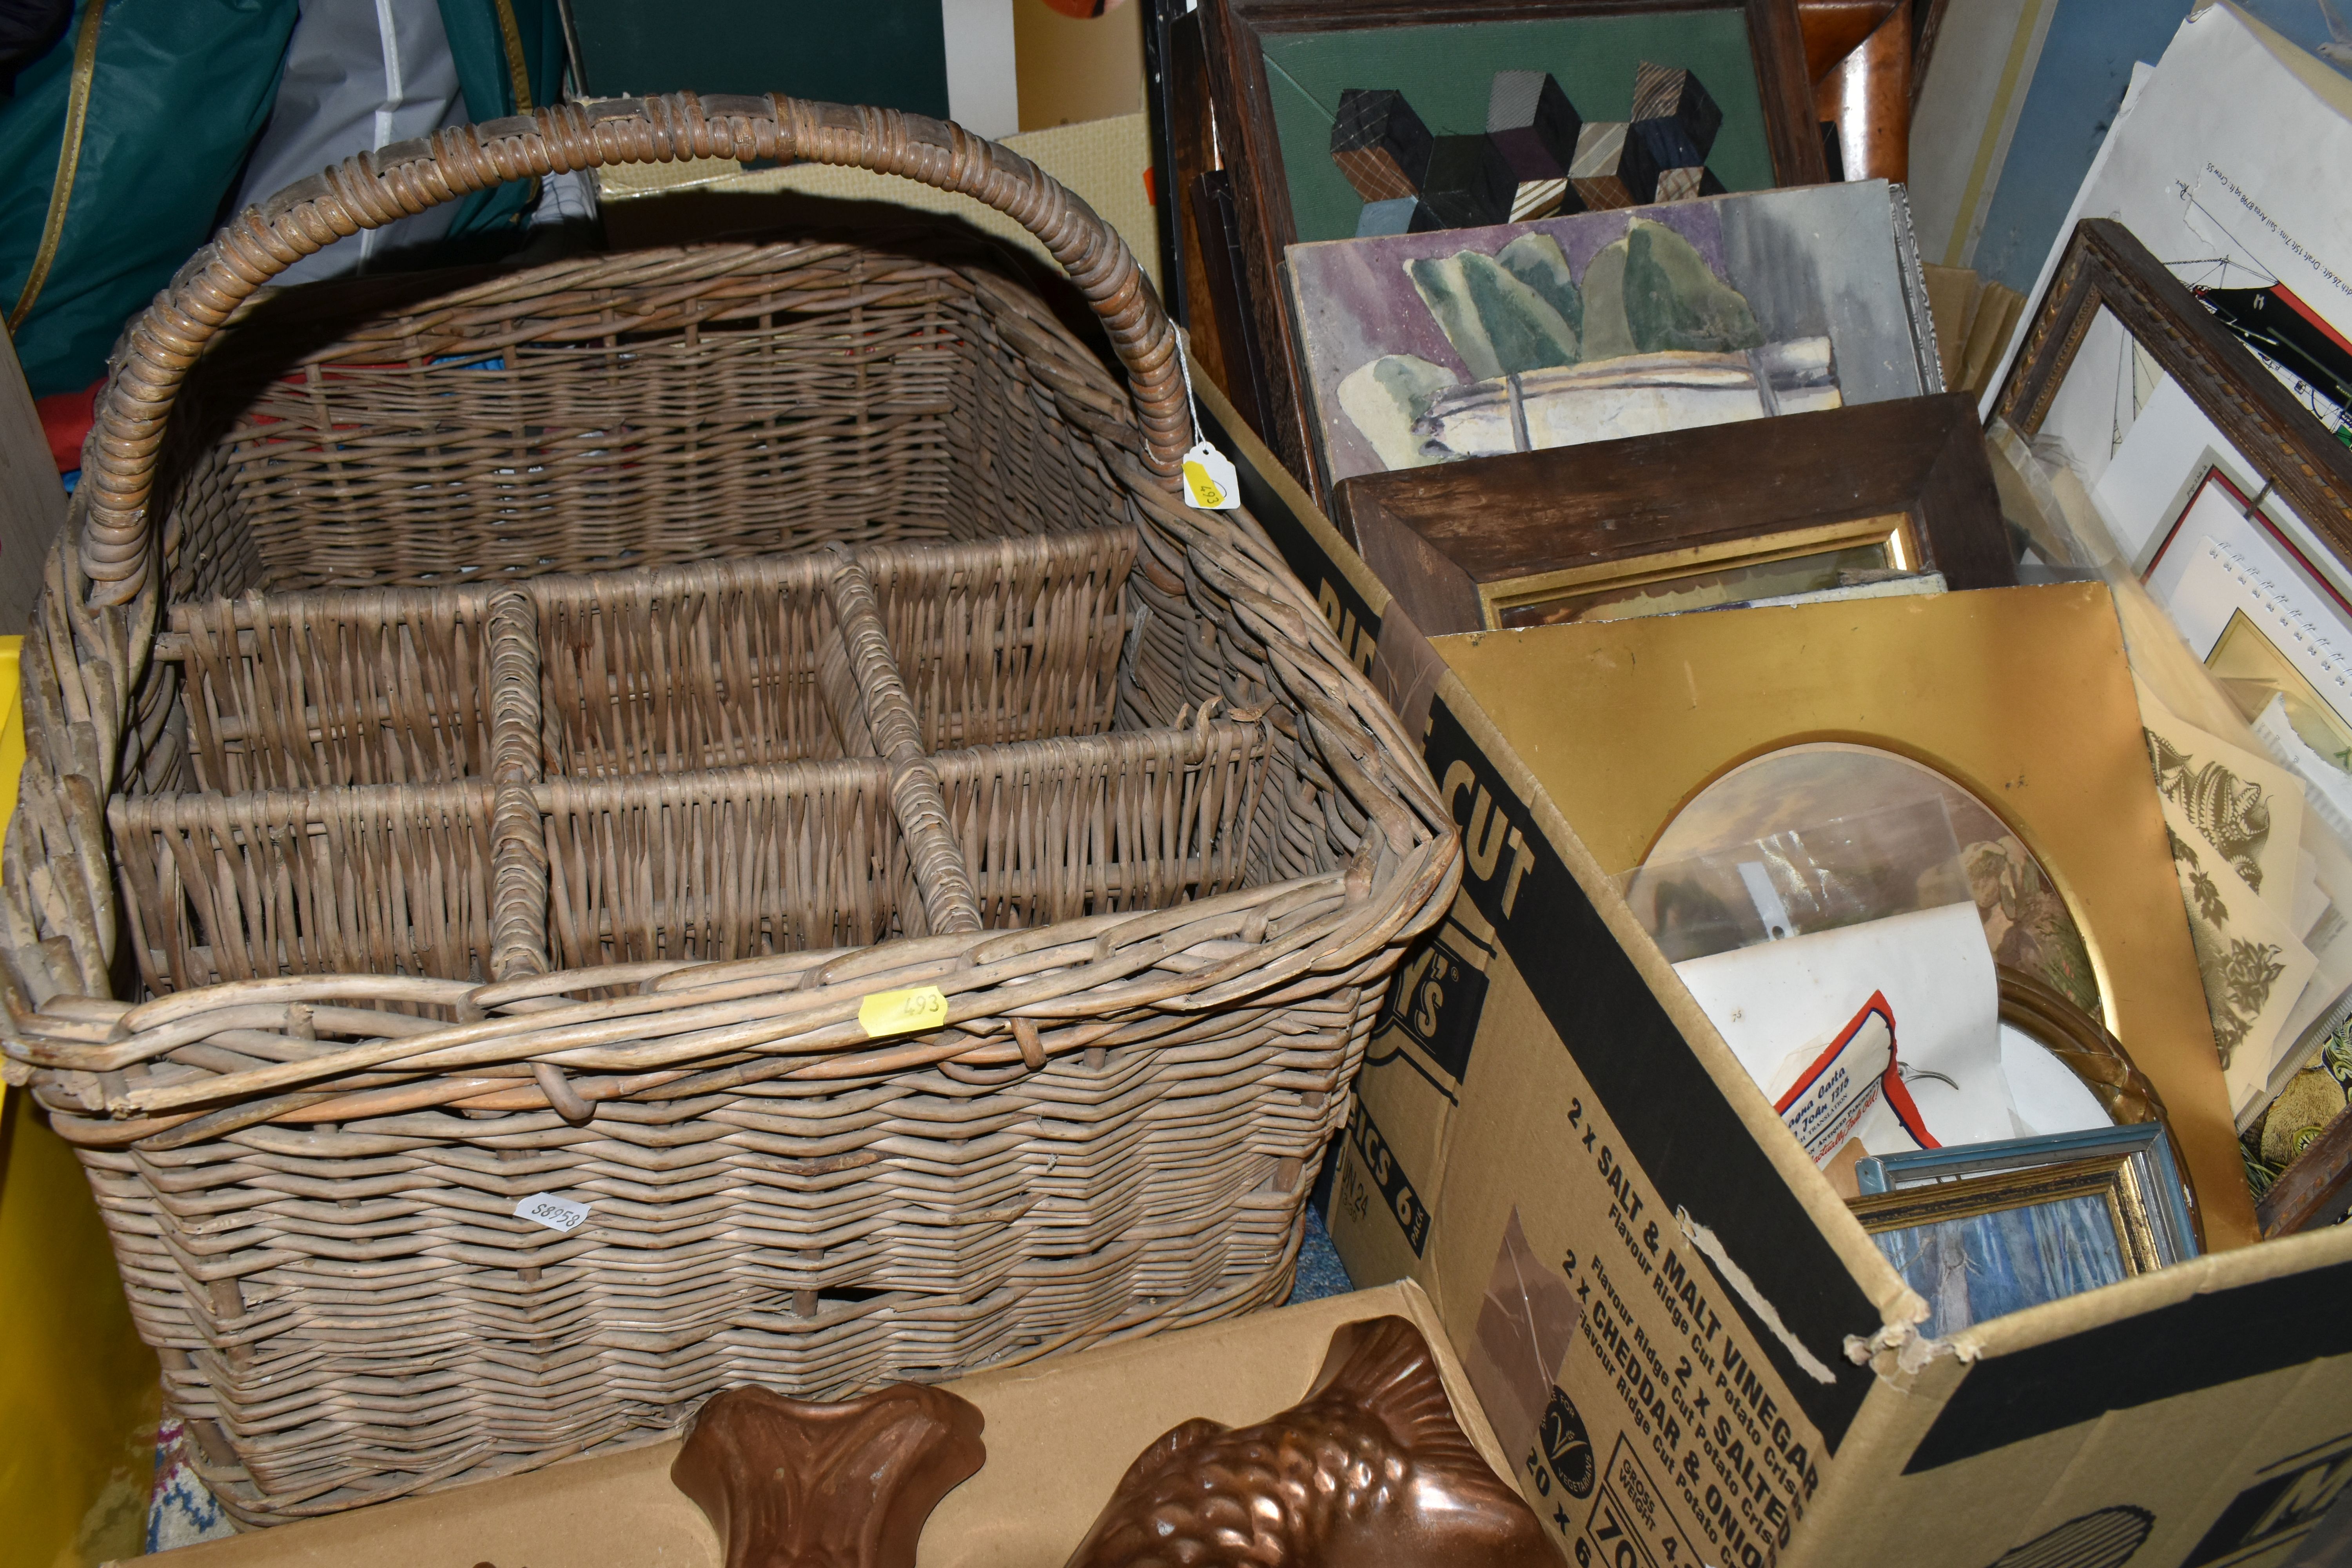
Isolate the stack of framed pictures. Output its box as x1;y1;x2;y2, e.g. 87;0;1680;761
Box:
1994;217;2352;1236
1142;0;2352;1345
1187;0;1832;492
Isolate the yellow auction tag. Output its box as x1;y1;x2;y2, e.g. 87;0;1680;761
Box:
857;985;949;1038
1181;440;1241;511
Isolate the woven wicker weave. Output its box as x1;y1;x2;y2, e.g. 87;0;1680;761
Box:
0;94;1455;1526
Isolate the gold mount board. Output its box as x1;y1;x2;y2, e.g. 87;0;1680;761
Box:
1432;582;2258;1245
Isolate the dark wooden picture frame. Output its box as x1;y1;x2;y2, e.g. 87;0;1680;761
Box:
1994;217;2352;565
1337;392;2011;637
1996;218;2352;1237
1199;0;1829;496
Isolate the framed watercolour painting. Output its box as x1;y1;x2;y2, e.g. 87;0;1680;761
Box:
1284;178;1938;490
1199;0;1828;492
1856;1123;2202;1264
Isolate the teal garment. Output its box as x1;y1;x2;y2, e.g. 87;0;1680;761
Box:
435;0;569;243
0;0;298;398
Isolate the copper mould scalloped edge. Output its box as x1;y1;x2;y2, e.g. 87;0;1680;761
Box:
1065;1315;1555;1568
671;1382;986;1568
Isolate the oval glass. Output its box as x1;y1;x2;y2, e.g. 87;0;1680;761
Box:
1647;742;2102;1016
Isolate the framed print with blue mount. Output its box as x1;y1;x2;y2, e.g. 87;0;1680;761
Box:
1846;1141;2180;1338
1197;0;1828;497
1855;1122;2202;1263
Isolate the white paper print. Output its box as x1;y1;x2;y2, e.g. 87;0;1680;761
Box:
2163;531;2352;718
1766;993;1936;1161
1673;902;2009;1155
2006;4;2352;413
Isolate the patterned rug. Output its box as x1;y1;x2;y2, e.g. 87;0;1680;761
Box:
145;1416;232;1552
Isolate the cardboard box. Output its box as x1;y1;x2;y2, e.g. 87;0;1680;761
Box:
116;1280;1504;1567
1189;373;2352;1568
594;112;1161;299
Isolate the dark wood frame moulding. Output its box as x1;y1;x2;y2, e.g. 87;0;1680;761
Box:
1909;0;1949;105
1994;217;2352;566
1334;391;2011;637
2257;1104;2352;1237
1996;218;2352;1238
1198;0;1830;500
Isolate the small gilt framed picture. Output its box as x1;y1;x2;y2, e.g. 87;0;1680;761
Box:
1848;1142;2180;1337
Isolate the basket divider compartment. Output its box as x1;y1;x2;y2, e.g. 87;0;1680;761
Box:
161;585;501;791
109;782;501;991
859;528;1136;750
535;553;844;777
825;548;984;936
540;759;905;967
486;590;552;984
937;717;1273;928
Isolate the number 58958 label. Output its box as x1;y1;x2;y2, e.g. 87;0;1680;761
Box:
515;1192;591;1233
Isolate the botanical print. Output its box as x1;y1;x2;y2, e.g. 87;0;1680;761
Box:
1285;180;1933;486
2167;826;2286;1065
2133;664;2310;927
2163;821;2314;1098
1960;834;2100;1015
2147;728;2279;896
2142;716;2317;1105
1873;1193;2129;1338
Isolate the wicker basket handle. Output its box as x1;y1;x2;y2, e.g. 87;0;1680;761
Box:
75;93;1191;606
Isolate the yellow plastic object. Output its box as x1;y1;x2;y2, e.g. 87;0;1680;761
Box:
0;635;162;1566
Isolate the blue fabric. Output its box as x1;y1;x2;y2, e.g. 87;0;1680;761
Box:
434;0;567;241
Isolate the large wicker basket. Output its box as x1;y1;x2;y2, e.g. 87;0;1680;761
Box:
0;95;1455;1524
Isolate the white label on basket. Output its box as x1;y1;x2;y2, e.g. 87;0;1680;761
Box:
1182;441;1241;510
515;1193;590;1234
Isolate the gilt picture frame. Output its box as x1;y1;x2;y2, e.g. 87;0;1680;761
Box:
1855;1120;2201;1263
1430;584;2257;1243
1847;1151;2167;1337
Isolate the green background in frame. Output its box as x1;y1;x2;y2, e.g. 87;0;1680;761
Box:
1264;11;1769;246
566;0;950;117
